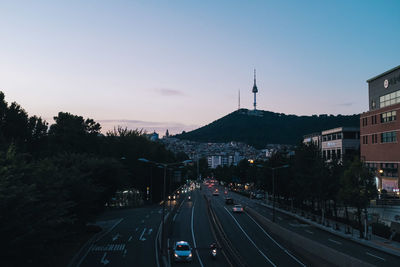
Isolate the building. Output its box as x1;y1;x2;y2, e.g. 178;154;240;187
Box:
360;65;400;194
303;132;322;148
303;127;360;162
321;127;359;162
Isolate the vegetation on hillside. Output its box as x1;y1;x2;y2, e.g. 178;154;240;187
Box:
176;109;360;147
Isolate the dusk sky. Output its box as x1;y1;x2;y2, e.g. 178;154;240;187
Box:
1;0;400;135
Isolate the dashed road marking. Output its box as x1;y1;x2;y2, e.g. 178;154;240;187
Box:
305;230;314;234
328;238;342;245
91;244;126;252
366;252;385;261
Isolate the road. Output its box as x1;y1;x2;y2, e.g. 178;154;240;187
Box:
169;190;229;267
72;201;178;267
71;183;400;267
228;187;400;266
204;186;308;267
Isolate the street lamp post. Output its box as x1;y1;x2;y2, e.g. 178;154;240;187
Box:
268;165;289;222
138;158;192;255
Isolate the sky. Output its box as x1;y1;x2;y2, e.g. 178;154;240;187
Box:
1;0;400;135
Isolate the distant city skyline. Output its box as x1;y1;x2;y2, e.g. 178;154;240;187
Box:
1;0;400;135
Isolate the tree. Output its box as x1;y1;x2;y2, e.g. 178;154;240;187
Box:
48;112;101;153
339;157;377;238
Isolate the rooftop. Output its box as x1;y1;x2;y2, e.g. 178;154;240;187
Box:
366;65;400;83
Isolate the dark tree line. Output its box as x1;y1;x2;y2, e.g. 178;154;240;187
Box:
0;91;184;266
214;142;377;238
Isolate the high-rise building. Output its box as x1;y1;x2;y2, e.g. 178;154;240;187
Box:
360;65;400;195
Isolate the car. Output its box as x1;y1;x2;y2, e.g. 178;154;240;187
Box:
232;204;243;213
225;197;234;205
255;193;264;199
173;241;193;262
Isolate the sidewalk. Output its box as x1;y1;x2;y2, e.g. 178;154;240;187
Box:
258;201;400;258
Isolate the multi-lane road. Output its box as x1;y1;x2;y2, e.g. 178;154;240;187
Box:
70;183;400;266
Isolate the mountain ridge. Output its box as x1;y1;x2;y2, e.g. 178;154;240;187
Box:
175;109;360;148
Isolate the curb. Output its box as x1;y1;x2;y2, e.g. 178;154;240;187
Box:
259;202;400;258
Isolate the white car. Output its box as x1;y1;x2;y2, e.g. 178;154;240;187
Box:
173;241;193;262
232;204;243;213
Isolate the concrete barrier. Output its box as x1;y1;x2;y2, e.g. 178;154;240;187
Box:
245;206;374;267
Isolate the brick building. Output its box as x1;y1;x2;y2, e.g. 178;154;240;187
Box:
360;65;400;194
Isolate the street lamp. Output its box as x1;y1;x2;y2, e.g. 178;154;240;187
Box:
138;158;192;255
266;164;289;222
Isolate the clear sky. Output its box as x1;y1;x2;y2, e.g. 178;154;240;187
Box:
1;0;400;135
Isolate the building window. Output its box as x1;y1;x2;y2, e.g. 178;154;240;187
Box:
380;110;397;123
381;131;397;143
362;117;368;126
362;135;368;144
372;134;378;144
380;90;400;108
337;149;341;159
337;133;342;139
327;150;331;160
371;115;378;124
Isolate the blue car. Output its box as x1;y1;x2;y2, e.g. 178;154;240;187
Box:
173;241;193;262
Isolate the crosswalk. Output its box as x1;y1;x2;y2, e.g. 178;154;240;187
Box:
91;243;126;252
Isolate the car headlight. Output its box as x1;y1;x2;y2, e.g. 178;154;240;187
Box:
188;253;192;258
174;253;178;258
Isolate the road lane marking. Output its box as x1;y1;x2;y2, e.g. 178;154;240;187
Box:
305;230;314;234
245;211;306;267
223;207;276;267
155;221;162;267
112;234;120;241
173;213;177;222
191;201;204;267
100;252;110;265
328;239;342;245
366;252;386;261
148;228;153;235
128;236;132;242
139;228;147;241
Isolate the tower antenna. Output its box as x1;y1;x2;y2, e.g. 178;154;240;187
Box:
252;69;258;110
238;89;241;110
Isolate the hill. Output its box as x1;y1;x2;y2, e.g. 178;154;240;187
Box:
175;109;360;148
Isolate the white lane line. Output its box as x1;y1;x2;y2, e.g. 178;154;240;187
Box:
191;201;204;267
245;211;306;267
128;236;132;242
366;252;386;261
277;216;283;221
173;213;178;222
223;207;276;267
100;252;110;265
139;228;147;241
305;230;314;234
155;221;162;267
328;238;342;245
167;238;171;267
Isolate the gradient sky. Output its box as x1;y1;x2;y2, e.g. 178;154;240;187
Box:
1;0;400;135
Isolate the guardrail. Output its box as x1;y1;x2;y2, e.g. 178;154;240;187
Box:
204;194;247;267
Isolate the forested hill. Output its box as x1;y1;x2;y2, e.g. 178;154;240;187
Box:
175;109;360;148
